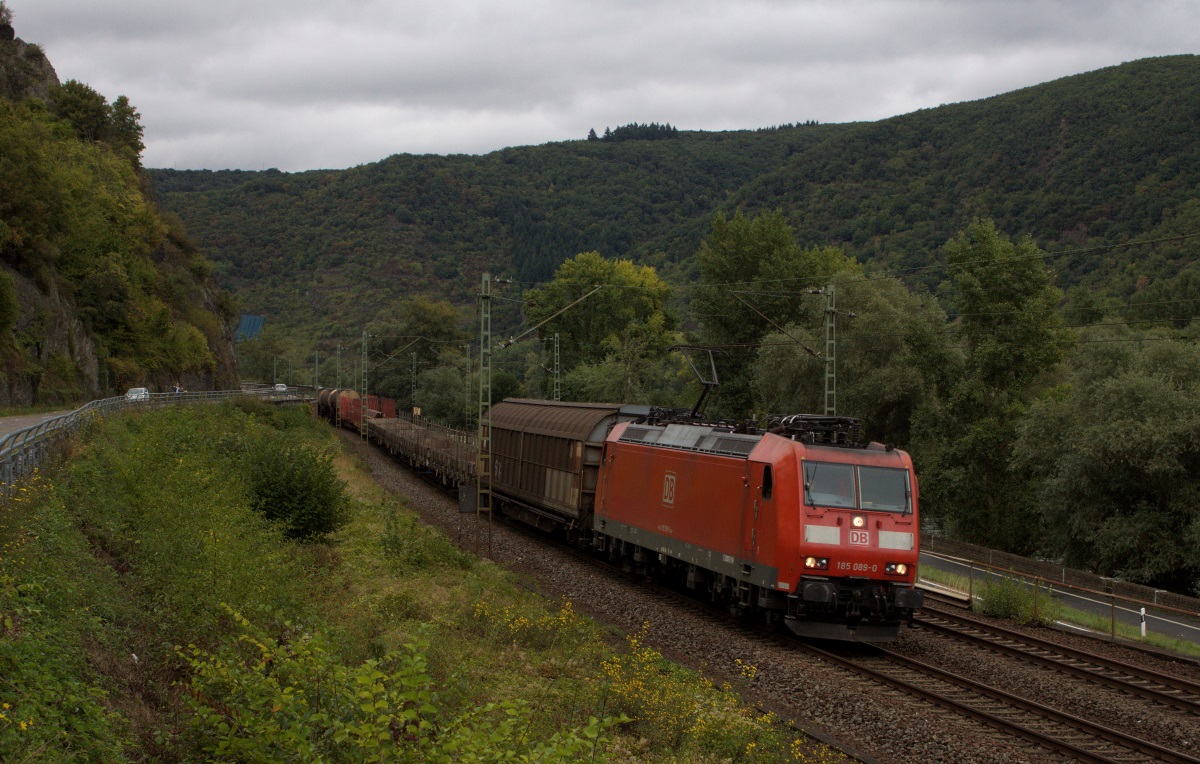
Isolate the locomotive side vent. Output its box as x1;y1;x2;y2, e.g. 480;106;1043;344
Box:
617;422;762;459
620;427;660;443
711;438;757;456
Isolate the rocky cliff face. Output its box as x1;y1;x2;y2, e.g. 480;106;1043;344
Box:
0;31;58;103
0;31;82;405
0;270;100;406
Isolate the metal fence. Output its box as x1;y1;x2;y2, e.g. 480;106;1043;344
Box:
0;386;313;499
923;533;1200;614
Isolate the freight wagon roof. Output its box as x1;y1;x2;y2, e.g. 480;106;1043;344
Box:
490;399;627;441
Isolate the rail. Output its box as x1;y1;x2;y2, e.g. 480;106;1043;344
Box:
0;386;314;499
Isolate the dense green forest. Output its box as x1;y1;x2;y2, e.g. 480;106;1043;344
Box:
152;56;1200;332
0;8;237;400
162;55;1200;593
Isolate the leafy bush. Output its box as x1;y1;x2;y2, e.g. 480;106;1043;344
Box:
59;405;317;652
0;470;133;762
245;432;349;540
180;608;618;763
0;405;340;758
976;576;1061;626
470;597;592;651
600;628;813;761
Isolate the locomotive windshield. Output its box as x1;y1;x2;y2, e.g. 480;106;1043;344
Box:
804;462;911;513
859;466;911;513
803;463;856;508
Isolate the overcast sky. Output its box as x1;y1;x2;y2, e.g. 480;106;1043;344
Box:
13;1;1199;172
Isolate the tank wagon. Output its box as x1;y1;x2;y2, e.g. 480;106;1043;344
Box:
316;391;923;641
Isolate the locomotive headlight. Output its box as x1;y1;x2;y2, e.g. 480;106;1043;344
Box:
885;562;909;575
852;515;866;528
804;557;829;570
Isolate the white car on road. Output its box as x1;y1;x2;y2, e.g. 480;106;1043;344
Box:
125;387;150;401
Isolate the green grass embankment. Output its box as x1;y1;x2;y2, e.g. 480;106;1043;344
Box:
1;401;844;763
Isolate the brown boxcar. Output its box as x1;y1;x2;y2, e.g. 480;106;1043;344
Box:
488;399;645;530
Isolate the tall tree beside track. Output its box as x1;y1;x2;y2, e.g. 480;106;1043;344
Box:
692;210;858;418
912;219;1073;553
523;250;681;371
367;295;470;402
1014;333;1200;592
752;275;957;446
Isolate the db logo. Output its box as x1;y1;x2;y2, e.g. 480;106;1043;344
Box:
849;530;870;546
662;472;676;507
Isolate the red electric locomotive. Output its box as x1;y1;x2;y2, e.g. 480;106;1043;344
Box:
593;414;923;641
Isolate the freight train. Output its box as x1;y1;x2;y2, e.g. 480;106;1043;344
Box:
317;391;923;641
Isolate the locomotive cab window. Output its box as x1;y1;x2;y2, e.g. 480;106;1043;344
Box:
761;465;773;500
803;462;856;508
859;466;911;514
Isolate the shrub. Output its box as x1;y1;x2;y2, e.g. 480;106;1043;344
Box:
230;395;273;418
470;596;593;650
0;471;133;762
977;576;1061;626
599;628;810;760
245;433;349;540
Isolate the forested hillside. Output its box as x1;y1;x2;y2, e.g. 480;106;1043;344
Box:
736;55;1200;292
152;55;1200;334
0;7;238;401
151;125;841;332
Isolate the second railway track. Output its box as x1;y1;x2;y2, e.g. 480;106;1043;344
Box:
798;638;1200;764
915;605;1200;714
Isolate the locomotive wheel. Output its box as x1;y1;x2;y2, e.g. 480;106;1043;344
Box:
763;610;781;631
708;578;723;603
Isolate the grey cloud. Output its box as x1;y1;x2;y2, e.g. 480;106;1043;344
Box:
15;0;1200;170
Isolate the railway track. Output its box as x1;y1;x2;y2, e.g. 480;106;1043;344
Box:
915;605;1200;715
803;637;1200;764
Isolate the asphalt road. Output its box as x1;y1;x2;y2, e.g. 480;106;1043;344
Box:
0;411;72;441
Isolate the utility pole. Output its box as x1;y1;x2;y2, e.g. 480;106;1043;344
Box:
823;283;836;416
477;273;494;556
553;332;561;402
410;352;417;413
463;344;471;427
336;345;341;389
359;332;368;438
806;283;854;416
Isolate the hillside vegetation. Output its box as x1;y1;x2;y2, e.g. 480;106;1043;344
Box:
151;56;1200;333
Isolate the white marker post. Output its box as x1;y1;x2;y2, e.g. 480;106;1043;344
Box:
1140;607;1147;638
